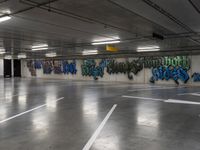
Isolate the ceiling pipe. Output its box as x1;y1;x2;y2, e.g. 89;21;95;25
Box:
19;0;139;36
142;0;200;45
188;0;200;14
16;0;131;42
0;0;59;19
107;0;200;45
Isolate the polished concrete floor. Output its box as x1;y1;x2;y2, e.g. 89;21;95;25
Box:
0;78;200;150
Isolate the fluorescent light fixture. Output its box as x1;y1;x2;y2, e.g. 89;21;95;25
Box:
137;46;160;52
0;16;11;23
92;40;120;45
18;53;26;59
4;55;12;59
82;50;98;55
32;44;48;51
0;48;5;54
45;52;56;57
0;51;5;54
32;47;48;51
32;44;48;49
2;9;11;14
93;36;120;42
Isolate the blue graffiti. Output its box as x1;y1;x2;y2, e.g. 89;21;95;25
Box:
99;59;110;70
81;59;106;80
150;66;189;84
62;60;77;74
34;60;42;69
30;60;77;75
192;72;200;82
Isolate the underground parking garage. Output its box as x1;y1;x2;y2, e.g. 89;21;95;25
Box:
0;0;200;150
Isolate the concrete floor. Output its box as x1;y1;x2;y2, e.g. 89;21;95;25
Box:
0;78;200;150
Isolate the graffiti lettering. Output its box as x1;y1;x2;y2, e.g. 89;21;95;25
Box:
62;60;77;74
34;60;42;69
107;60;143;80
27;60;36;76
192;72;200;82
150;66;189;84
53;61;63;74
81;59;109;80
143;56;190;69
42;61;53;74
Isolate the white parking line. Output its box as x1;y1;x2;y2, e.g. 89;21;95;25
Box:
0;97;64;124
165;99;200;105
190;93;200;96
122;95;200;105
128;87;178;92
82;104;117;150
122;95;164;101
177;92;200;95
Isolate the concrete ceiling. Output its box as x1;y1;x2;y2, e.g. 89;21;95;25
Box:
0;0;200;59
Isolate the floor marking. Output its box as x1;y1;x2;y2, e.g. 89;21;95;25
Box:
122;96;200;105
122;95;164;101
0;97;64;124
128;87;177;92
82;104;117;150
177;92;200;95
89;85;164;89
164;99;200;105
190;93;200;96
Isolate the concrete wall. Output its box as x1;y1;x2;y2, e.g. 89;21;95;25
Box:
21;55;200;85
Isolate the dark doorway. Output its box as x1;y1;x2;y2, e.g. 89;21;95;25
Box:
4;59;12;78
14;59;21;77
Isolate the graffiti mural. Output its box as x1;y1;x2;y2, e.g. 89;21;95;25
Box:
80;56;190;81
26;56;191;84
27;60;36;76
42;61;53;74
107;59;143;80
81;59;110;80
34;60;43;69
150;66;189;84
27;60;77;76
149;56;190;84
192;72;200;82
99;59;110;70
53;61;63;74
62;60;77;75
143;56;190;69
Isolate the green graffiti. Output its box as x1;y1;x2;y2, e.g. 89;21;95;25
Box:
163;56;190;69
143;56;190;69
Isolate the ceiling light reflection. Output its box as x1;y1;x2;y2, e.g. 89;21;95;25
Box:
0;107;7;120
32;117;49;139
136;103;159;128
18;95;27;109
45;93;57;112
83;102;98;116
137;115;159;127
93;135;120;150
82;91;99;116
0;16;11;23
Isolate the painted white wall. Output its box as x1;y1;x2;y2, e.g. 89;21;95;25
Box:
21;56;198;85
0;59;3;76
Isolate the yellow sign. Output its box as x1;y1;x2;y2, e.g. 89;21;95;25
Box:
106;45;118;52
